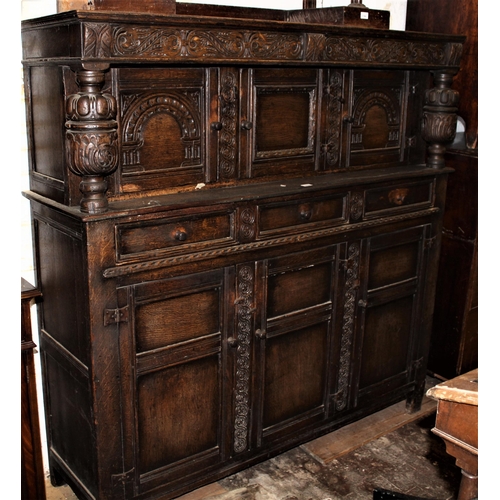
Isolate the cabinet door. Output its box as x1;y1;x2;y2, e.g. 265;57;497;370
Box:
116;269;233;497
253;246;338;447
239;67;322;179
351;225;431;409
114;67;218;195
344;70;409;169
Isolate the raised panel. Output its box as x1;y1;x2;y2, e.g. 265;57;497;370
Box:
35;214;89;364
367;227;424;290
137;355;221;474
42;352;96;496
267;261;332;318
358;296;413;389
263;323;328;429
135;288;221;352
29;66;66;198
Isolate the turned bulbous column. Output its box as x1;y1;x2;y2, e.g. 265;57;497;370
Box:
421;71;460;169
65;69;119;213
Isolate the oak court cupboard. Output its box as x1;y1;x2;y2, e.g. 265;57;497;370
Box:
21;1;464;498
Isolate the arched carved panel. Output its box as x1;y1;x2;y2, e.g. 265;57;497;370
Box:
351;88;401;152
120;91;202;175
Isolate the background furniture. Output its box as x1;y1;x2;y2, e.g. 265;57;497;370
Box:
406;0;478;380
427;369;478;500
21;278;46;500
22;3;463;499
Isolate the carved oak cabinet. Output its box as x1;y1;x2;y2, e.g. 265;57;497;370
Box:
21;4;463;499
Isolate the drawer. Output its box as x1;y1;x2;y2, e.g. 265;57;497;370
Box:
363;180;434;218
258;194;348;237
116;210;235;262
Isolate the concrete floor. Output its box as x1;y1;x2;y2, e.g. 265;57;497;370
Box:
44;387;462;500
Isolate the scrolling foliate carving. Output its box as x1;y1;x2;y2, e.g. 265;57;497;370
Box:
65;69;118;213
81;22;461;68
336;242;360;412
84;23;113;58
421;71;459;168
233;265;254;454
239;207;257;243
219;70;238;178
86;24;304;60
307;36;455;67
322;71;343;168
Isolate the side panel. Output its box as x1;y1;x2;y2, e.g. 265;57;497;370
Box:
32;203;97;497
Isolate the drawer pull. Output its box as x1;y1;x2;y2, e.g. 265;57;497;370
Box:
211;121;223;131
241;120;253;130
388;188;409;206
255;329;266;340
227;337;239;348
174;230;188;241
299;204;312;221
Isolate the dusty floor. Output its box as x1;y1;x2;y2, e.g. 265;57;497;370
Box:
44;389;462;500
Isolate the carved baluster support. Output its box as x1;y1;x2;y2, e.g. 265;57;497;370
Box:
421;70;459;169
65;68;119;213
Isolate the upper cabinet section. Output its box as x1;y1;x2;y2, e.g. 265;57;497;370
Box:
21;9;464;211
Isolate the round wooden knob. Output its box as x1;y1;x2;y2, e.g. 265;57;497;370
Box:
175;230;187;241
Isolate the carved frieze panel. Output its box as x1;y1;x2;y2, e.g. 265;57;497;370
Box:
83;22;462;68
84;23;304;60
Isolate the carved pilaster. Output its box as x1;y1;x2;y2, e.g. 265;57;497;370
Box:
65;69;119;213
421;71;459;169
336;242;360;412
233;264;254;453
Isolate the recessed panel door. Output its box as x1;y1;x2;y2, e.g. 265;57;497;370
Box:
351;225;431;409
116;269;233;497
115;67;218;194
254;246;338;447
240;68;322;179
344;70;409;169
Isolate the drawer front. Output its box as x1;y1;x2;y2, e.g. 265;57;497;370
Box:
258;194;347;237
116;210;235;262
363;180;434;218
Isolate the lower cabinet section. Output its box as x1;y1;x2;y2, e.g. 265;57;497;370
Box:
32;169;446;500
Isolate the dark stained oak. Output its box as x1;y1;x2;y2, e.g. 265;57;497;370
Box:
22;4;463;499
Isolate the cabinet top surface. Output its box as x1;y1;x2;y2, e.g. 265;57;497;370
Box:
21;8;464;69
24;165;451;222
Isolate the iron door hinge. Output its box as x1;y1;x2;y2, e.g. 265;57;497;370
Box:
111;468;135;488
406;136;416;147
424;236;437;250
104;305;129;326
